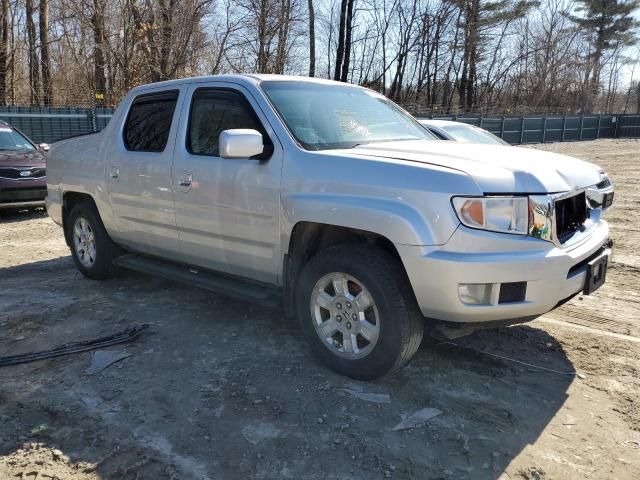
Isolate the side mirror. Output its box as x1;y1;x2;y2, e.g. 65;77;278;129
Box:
39;143;50;152
219;129;264;159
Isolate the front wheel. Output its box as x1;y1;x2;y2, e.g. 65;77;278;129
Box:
296;245;424;380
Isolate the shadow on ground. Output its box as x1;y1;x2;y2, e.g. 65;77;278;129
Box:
1;258;573;479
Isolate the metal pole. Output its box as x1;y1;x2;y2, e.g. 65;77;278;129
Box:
520;117;526;144
542;117;547;143
579;115;584;141
596;114;601;139
561;115;566;142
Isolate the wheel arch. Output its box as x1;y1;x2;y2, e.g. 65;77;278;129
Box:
61;192;98;247
283;221;407;318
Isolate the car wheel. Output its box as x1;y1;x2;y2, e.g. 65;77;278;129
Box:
297;244;424;380
66;201;120;279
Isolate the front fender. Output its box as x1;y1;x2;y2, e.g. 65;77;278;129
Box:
282;192;458;247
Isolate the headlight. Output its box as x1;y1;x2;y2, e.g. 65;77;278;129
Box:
452;196;529;235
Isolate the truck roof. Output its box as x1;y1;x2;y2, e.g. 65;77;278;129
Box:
129;74;358;95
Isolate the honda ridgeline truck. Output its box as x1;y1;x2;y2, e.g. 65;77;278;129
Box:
46;75;614;379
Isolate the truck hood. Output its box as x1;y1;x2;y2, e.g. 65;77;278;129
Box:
349;140;601;193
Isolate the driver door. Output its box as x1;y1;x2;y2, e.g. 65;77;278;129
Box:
171;83;283;284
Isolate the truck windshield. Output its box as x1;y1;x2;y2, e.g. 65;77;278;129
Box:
261;81;434;151
0;127;36;151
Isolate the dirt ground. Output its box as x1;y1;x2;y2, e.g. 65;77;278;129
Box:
1;138;639;480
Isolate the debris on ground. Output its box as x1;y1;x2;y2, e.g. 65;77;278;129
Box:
341;386;391;404
0;324;148;367
85;349;133;375
340;382;391;403
392;407;442;431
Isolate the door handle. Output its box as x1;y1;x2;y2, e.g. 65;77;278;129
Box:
178;173;193;189
177;172;193;193
110;166;119;179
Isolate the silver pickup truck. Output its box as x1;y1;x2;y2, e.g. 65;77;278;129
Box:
46;75;614;379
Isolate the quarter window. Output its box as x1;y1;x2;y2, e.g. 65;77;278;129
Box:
124;90;178;152
187;89;271;158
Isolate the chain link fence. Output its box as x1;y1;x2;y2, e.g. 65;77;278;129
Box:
0;106;638;144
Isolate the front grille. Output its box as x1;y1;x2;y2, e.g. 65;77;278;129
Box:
0;167;46;179
595;178;611;189
555;192;587;243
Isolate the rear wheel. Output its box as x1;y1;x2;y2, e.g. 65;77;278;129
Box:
66;201;120;279
297;244;423;380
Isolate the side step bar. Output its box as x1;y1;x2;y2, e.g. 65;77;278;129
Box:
113;254;281;308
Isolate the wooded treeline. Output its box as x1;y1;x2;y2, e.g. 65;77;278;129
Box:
0;0;638;113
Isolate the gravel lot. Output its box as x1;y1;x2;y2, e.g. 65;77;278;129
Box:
1;138;639;480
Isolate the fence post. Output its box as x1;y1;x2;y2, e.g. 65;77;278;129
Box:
561;115;566;141
542;117;547;143
500;116;505;139
479;116;483;129
579;115;584;140
596;114;601;139
614;116;620;138
520;117;526;144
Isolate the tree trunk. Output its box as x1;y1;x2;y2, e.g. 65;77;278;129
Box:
39;0;52;106
25;0;40;106
0;0;8;105
257;0;269;72
159;0;175;81
340;0;354;82
275;0;291;74
334;0;348;80
307;0;315;77
91;2;106;106
466;0;479;111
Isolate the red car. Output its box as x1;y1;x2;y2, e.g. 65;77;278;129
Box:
0;121;49;211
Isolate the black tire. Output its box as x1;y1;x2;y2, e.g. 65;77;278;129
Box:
66;200;120;279
296;244;424;380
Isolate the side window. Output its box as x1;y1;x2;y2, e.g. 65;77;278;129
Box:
124;90;178;152
187;89;272;158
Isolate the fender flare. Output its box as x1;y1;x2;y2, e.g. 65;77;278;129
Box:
282;193;439;248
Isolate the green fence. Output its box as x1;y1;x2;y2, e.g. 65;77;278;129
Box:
416;113;640;144
0;106;638;145
0;106;114;143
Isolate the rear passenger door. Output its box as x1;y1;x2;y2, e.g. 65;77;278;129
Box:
105;89;184;259
171;83;283;284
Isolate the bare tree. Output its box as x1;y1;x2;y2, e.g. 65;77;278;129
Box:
40;0;53;105
0;0;8;105
308;0;315;76
25;0;40;105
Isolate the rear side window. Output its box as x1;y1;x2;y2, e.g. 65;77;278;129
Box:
187;89;271;158
124;90;178;152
